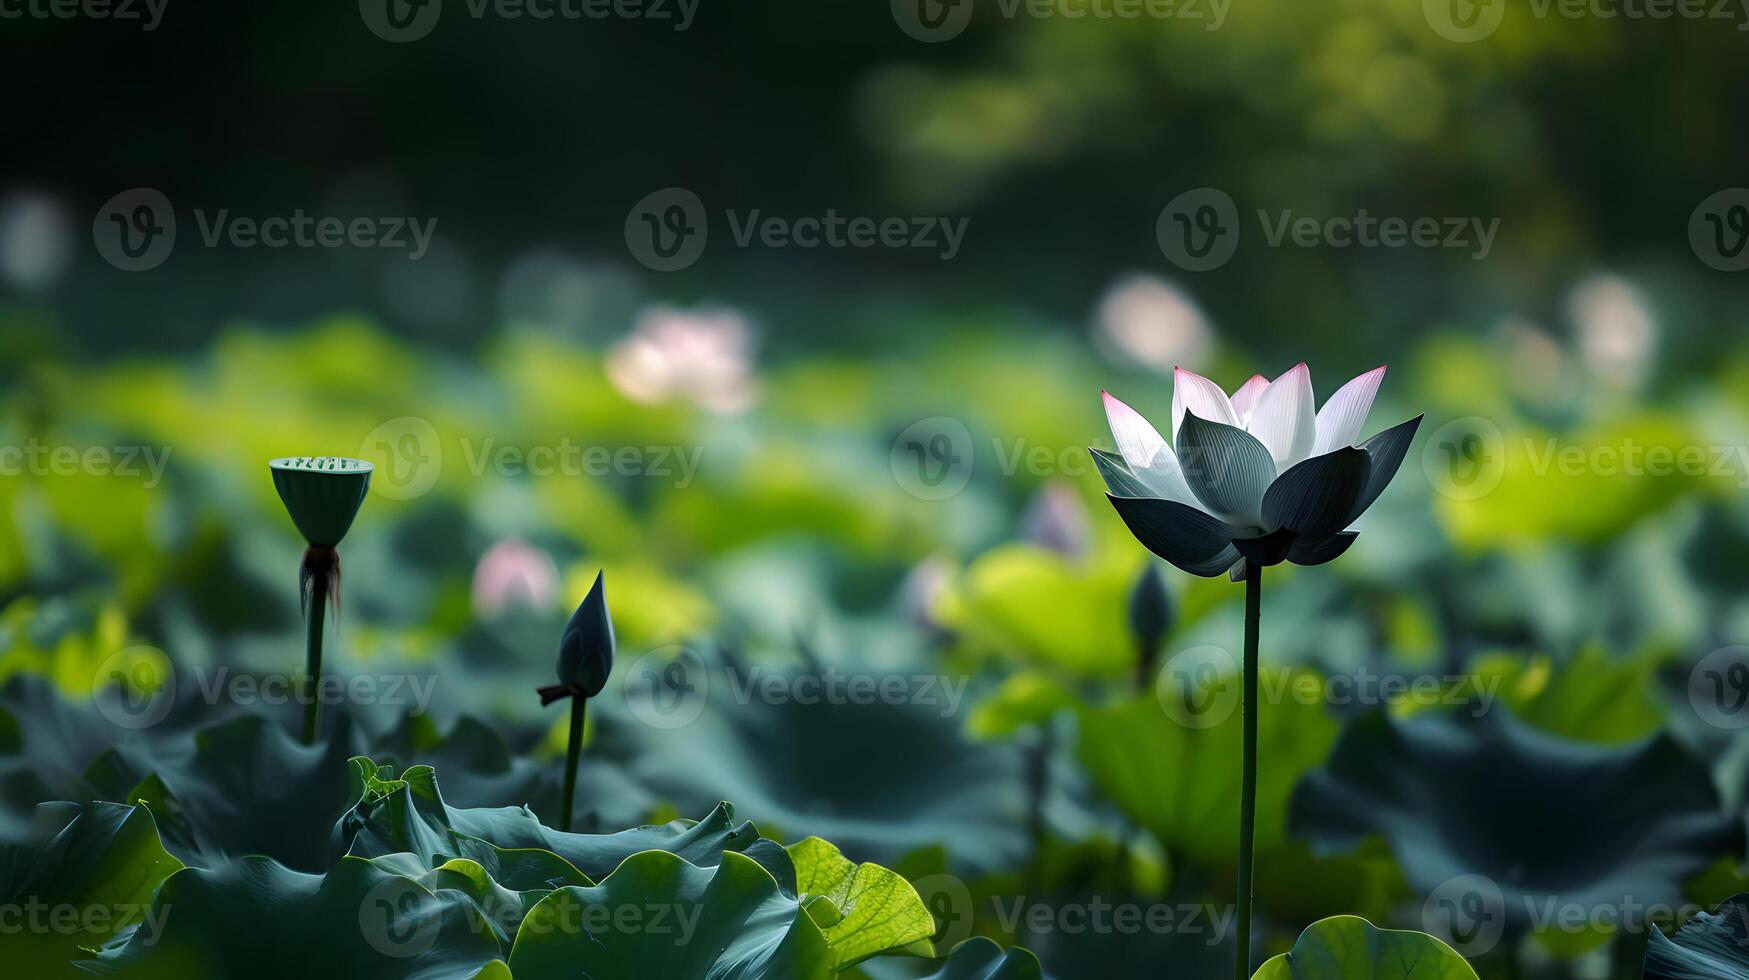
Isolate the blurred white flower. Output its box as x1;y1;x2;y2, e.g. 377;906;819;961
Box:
1021;481;1091;559
1569;274;1656;389
1093;274;1214;374
1494;318;1571;408
606;305;760;413
0;191;73;291
472;537;560;618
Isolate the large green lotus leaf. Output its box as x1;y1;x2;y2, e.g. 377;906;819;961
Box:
1410;649;1667;745
337;757;765;882
82;855;508;979
1644;892;1749;978
506;849;833;980
1077;673;1339;864
936;544;1134;677
1292;709;1744;944
1251;916;1478;979
587;664;1033;876
0;802;183;978
788;836;935;969
920;938;1044;979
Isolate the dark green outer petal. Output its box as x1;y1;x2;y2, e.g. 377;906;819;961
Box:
1348;415;1423;522
1263;448;1371;538
1286;532;1359;567
1105;494;1243;578
1090;447;1153;499
1175;412;1275;527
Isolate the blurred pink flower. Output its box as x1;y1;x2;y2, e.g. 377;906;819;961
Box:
1093;274;1213;374
472;538;561;618
606;304;760;413
1021;481;1091;559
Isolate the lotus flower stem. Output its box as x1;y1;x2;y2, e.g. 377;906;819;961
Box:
301;562;328;745
1235;560;1261;980
559;696;586;833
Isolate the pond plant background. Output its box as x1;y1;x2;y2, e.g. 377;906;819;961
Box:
4;3;1749;978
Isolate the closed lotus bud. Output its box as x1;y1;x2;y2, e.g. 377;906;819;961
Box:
1128;562;1172;652
555;571;614;699
269;457;372;548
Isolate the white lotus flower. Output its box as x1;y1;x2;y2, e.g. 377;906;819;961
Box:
1095;365;1421;578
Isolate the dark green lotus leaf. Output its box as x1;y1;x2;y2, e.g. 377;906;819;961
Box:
585;665;1034;877
1174;412;1275;527
82;855;508;979
0;802;184;978
920;938;1044;979
1252;915;1478;979
1078;679;1339;864
1291;709;1744;940
1348;416;1422;521
152;713;359;872
268;457;373;548
1105;494;1243;577
366;713;553;812
337;757;763;882
506;849;833;980
1262;448;1370;538
1090;448;1154;499
1644;892;1749;979
553;570;614;698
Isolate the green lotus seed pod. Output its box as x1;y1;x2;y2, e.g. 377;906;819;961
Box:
269;457;373;548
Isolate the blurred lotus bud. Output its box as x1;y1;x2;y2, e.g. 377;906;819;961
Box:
898;554;955;632
606;304;761;413
1129;563;1172;684
1021;482;1091;560
472;537;560;618
550;570;614;701
1093;274;1213;374
1570;274;1656;389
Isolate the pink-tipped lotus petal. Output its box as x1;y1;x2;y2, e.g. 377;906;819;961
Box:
1312;365;1387;455
1229;374;1269;425
1170;367;1240;440
1245;363;1316;472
